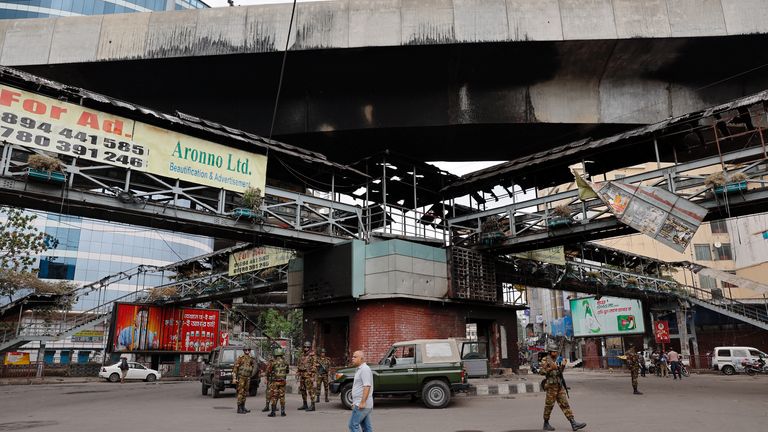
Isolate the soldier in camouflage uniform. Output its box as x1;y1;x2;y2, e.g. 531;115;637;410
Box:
266;348;289;417
232;346;255;414
296;341;318;411
315;348;332;403
539;341;586;431
261;344;277;413
623;344;643;395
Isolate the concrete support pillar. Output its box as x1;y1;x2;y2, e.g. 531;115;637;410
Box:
36;342;46;379
688;310;700;367
676;303;690;357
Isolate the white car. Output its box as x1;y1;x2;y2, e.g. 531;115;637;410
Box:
99;362;161;382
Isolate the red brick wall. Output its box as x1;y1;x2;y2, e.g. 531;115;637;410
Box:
348;300;465;363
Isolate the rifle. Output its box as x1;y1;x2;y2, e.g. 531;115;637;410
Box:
558;339;570;398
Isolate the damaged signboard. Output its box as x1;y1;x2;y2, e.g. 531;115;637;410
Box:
581;178;707;252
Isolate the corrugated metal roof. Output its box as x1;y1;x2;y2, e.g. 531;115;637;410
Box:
0;66;366;179
441;89;768;196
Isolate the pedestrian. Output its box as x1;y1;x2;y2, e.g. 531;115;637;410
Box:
540;341;586;431
348;350;373;432
316;348;332;403
296;341;318;411
660;352;669;378
261;344;276;413
266;348;289;417
638;350;647;377
668;348;681;380
232;346;255;414
118;357;129;384
651;350;660;376
622;344;643;395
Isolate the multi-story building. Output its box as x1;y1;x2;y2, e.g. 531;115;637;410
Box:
0;0;208;20
1;210;213;365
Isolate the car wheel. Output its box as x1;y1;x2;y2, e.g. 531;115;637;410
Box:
145;374;157;382
722;365;736;375
108;373;120;383
421;380;451;409
202;383;210;396
340;383;353;410
212;386;221;398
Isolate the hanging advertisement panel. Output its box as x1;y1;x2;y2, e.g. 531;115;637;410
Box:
108;303;220;353
569;296;645;337
228;246;295;276
0;84;266;193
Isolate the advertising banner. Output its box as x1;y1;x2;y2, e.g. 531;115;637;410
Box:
653;320;671;344
109;303;220;353
71;330;104;343
228;246;295;276
0;84;266;193
569;296;645;337
3;351;30;365
511;246;566;266
587;180;707;252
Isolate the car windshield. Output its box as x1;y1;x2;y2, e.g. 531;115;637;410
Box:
220;349;246;363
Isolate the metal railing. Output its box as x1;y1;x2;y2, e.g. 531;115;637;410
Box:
448;144;768;248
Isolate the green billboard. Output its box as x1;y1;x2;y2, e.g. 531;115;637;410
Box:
569;296;645;337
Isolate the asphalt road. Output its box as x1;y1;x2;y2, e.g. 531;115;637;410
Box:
0;371;766;432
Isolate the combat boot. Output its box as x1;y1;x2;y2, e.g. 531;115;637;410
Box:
297;400;308;410
633;389;643;395
236;404;245;414
267;404;276;417
325;394;329;403
315;394;320;403
543;420;555;431
306;402;316;412
569;418;586;431
241;404;250;413
262;402;270;412
280;405;286;417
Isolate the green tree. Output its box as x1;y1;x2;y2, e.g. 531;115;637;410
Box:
0;206;69;302
257;308;303;348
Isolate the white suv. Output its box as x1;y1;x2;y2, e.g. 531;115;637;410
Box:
711;346;767;375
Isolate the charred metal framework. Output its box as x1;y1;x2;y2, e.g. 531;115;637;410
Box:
445;90;768;253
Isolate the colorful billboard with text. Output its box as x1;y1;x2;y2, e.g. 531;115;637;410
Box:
0;84;266;193
569;296;645;337
108;303;220;353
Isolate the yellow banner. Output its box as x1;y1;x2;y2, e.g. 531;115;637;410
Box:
228;246;295;276
3;351;30;365
0;84;266;193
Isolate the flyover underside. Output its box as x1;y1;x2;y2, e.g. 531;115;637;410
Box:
21;35;768;163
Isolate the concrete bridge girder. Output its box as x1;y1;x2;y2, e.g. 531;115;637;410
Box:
2;1;768;161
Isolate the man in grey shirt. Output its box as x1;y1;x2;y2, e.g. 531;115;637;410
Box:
348;350;373;432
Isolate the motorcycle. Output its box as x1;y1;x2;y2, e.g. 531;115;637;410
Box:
741;359;768;376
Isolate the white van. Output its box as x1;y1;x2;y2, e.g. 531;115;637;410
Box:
711;346;767;375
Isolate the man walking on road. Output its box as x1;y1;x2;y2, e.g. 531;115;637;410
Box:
539;341;586;431
348;350;373;432
668;349;681;380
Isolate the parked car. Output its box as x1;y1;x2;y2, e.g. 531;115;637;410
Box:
330;338;470;409
99;361;161;382
200;346;261;398
711;346;767;375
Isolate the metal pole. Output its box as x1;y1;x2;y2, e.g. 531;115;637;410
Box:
413;165;418;237
654;138;661;170
382;158;387;231
712;124;726;171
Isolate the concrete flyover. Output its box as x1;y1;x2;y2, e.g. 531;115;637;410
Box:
2;0;768;162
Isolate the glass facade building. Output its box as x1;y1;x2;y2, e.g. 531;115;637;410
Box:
33;212;214;311
0;0;209;20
